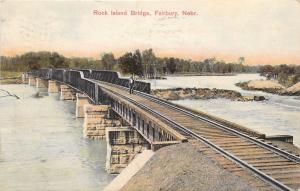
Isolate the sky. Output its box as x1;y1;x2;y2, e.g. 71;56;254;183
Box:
0;0;300;65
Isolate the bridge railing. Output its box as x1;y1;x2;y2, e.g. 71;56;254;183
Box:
79;69;92;78
30;68;52;79
31;68;151;94
65;70;98;102
52;69;65;82
90;70;151;94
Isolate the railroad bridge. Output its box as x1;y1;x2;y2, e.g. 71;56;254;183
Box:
26;68;300;191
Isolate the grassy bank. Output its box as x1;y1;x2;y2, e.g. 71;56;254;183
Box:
0;71;23;78
0;71;23;84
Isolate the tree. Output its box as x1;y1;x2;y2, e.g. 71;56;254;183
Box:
118;50;143;76
259;65;274;79
142;49;157;78
133;49;143;76
50;52;67;68
202;59;211;72
238;57;245;65
166;57;176;74
101;53;116;70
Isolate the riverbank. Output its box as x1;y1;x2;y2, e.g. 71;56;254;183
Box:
167;72;237;77
152;88;266;101
0;77;22;84
137;72;237;80
0;71;23;84
236;80;300;96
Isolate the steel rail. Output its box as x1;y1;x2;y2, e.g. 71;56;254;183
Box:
99;84;293;191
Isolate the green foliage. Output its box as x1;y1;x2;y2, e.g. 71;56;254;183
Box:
101;53;116;70
0;71;23;78
0;51;105;72
0;51;68;71
166;57;176;74
1;50;259;78
142;49;156;78
118;50;143;76
259;64;300;86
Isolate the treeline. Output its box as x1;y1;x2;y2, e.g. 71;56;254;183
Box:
0;50;257;77
118;49;258;77
0;51;117;72
259;65;300;86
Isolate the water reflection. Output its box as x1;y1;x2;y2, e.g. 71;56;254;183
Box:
0;84;115;191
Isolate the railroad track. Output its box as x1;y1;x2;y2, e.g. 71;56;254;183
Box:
90;79;300;191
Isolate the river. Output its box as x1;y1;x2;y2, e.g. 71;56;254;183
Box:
147;74;300;147
0;84;115;190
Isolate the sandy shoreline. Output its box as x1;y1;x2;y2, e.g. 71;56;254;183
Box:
152;88;266;101
236;80;300;96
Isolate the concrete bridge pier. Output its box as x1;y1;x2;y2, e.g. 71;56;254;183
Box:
76;93;90;118
105;127;150;174
48;80;60;93
28;77;36;86
60;85;76;100
83;104;122;139
36;78;48;88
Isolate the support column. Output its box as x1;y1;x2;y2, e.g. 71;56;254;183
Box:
48;80;59;93
22;73;29;84
83;105;121;139
76;93;90;118
105;127;150;174
36;78;47;88
28;77;36;86
60;85;76;100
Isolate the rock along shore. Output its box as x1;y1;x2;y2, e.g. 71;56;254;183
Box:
236;80;300;96
152;88;265;101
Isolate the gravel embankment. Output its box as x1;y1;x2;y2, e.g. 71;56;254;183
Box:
120;143;259;191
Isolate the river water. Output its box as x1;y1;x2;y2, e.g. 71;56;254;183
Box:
147;74;300;147
0;84;115;190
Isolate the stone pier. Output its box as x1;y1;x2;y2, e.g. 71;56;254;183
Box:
76;93;90;118
60;85;76;100
22;73;29;84
36;78;48;88
28;77;36;86
48;80;60;93
105;127;150;174
83;105;122;139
